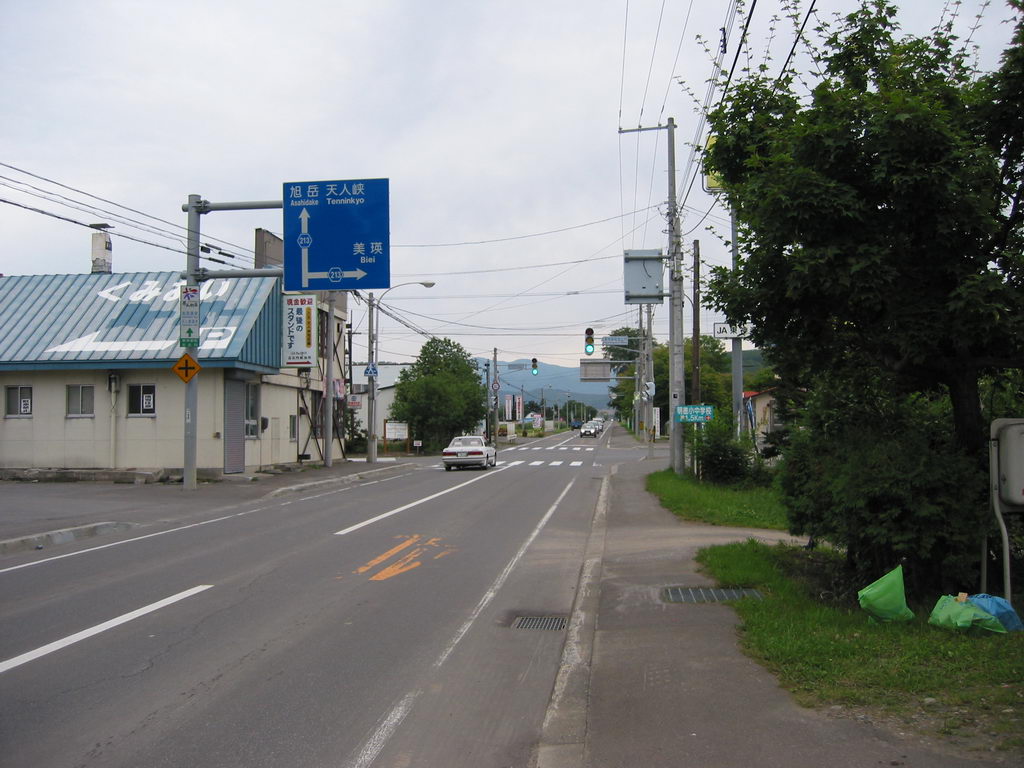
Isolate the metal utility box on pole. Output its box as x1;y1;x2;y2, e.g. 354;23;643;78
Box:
621;118;686;470
988;419;1024;601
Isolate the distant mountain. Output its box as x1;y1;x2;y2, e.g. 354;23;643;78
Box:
474;358;613;411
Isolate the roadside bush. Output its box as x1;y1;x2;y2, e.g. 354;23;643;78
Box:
693;417;750;484
780;389;988;598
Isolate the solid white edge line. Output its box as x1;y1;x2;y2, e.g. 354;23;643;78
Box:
333;466;509;537
0;584;214;675
344;477;576;767
346;690;422;768
433;477;576;669
0;512;254;575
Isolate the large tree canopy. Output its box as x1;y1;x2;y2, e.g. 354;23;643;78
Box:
704;0;1024;460
389;337;487;449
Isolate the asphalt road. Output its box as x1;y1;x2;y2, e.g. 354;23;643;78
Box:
1;429;629;768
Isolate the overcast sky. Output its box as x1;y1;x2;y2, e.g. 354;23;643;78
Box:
1;0;1015;376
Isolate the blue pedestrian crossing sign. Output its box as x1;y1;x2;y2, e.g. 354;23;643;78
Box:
282;179;391;291
364;364;379;378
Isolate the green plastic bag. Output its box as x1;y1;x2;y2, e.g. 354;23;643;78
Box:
928;595;1007;634
857;565;915;622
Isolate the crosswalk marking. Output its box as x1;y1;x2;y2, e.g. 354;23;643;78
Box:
549;461;563;466
529;460;545;466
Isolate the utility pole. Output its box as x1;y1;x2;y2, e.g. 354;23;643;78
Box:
666;117;685;474
367;292;378;463
183;195;201;491
484;362;491;443
646;303;654;458
323;291;335;467
621;118;685;466
730;212;744;439
492;347;499;443
692;241;701;405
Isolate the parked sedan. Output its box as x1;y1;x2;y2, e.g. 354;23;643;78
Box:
442;435;497;470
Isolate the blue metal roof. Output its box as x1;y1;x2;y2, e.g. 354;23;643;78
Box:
0;271;282;372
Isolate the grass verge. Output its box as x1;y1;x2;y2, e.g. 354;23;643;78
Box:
697;539;1024;756
645;468;789;530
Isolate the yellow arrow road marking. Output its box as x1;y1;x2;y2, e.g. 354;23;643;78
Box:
354;535;421;575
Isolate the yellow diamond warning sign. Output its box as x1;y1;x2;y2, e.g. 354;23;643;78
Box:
172;352;201;383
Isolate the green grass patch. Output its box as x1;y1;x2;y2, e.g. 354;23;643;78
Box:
646;469;789;530
697;539;1024;755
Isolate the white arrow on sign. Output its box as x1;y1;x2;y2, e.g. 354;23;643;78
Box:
299;208;369;287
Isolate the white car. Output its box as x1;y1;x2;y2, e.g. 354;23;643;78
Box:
580;422;599;437
442;435;497;470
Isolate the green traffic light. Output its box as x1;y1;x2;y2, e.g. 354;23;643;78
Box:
584;343;595;355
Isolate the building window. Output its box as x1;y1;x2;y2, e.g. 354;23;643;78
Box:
67;385;95;417
5;386;32;417
128;384;156;416
244;383;260;438
289;414;298;442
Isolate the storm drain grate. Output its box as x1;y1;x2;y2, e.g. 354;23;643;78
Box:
513;616;568;631
661;586;763;604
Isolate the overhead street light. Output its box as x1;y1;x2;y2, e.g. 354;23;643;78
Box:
367;281;435;463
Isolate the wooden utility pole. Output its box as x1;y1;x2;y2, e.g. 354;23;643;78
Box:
692;240;701;404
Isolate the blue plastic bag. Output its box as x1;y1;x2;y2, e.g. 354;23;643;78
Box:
967;594;1023;632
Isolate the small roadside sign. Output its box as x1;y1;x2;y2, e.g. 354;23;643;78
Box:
675;404;716;423
713;322;750;339
179;285;200;348
364;364;379;378
602;335;629;346
172;352;201;384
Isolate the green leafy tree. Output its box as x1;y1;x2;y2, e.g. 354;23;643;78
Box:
702;0;1024;591
390;337;487;450
704;0;1024;462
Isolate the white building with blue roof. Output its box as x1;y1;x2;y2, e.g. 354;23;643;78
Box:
0;268;348;475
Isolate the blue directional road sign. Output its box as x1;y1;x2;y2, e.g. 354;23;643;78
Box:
282;178;390;291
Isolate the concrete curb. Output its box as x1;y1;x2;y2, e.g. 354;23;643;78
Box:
535;467;612;768
0;521;137;555
265;462;419;498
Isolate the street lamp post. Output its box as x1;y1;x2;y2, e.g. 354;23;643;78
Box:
367;281;435;463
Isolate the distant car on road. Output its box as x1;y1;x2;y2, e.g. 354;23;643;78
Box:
442;435;497;470
580;422;599;437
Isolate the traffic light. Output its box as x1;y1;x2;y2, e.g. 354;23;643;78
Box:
584;328;595;356
531;357;539;375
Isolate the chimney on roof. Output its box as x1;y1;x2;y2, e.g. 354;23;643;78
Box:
90;227;112;273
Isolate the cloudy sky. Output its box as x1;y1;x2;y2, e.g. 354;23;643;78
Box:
1;0;1015;376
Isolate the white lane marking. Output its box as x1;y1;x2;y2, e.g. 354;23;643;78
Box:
549;461;564;466
0;584;214;675
570;461;583;467
586;448;595;452
532;447;543;451
347;690;422;768
573;447;581;451
333;466;509;536
529;460;545;466
0;510;261;575
434;478;576;668
347;479;576;767
508;461;524;466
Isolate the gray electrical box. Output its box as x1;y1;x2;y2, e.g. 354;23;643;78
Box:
995;419;1024;507
624;249;664;304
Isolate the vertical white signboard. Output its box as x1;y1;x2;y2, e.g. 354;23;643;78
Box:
283;295;318;367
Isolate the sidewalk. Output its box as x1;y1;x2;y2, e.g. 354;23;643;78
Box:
540;441;1009;768
0;458;418;550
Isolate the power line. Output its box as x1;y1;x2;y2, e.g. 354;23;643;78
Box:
0;161;258;261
